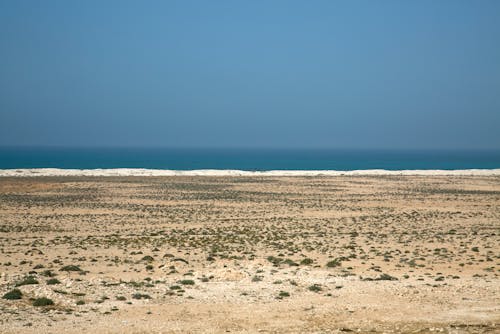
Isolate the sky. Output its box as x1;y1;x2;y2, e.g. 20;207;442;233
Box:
0;0;499;149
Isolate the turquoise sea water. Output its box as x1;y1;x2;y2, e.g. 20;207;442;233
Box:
0;148;499;171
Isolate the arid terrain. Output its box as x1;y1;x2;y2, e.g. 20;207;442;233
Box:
0;176;499;333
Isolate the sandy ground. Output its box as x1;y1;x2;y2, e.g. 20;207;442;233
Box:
0;176;499;333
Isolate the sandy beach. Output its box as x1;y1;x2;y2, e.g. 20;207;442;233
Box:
0;175;499;333
1;168;500;177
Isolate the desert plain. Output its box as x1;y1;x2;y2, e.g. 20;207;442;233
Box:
0;175;499;333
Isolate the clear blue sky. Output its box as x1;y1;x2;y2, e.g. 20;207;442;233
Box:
1;0;499;149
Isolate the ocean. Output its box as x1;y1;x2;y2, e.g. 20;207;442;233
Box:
0;147;499;171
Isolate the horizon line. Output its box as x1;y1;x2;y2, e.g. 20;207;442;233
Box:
2;145;500;152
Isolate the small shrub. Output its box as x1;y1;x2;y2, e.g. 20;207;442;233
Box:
46;278;61;285
76;300;85;305
326;259;341;268
132;293;151;300
308;284;322;292
376;273;398;281
41;270;56;277
278;291;290;298
15;276;39;287
116;295;127;301
60;265;82;272
283;259;299;266
300;258;314;265
2;289;22;300
33;297;54;307
267;256;283;266
179;279;195;285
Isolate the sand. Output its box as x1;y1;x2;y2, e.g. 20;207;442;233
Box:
0;175;499;333
1;168;500;177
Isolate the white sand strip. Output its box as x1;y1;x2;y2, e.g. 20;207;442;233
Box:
0;168;499;177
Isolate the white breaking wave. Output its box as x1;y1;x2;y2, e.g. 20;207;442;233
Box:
0;168;499;177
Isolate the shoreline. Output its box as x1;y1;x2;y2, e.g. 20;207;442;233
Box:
1;168;500;177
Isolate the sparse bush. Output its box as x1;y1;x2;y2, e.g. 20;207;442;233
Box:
2;289;22;300
15;276;39;287
267;256;283;266
300;258;314;265
41;270;56;277
283;259;299;266
376;273;398;281
278;291;290;298
326;259;341;268
47;278;61;285
132;293;151;300
60;265;82;272
33;297;54;307
308;284;322;292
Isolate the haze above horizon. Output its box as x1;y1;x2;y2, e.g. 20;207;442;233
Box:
1;1;499;149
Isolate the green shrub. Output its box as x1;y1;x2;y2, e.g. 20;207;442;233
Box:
33;297;54;307
283;259;299;266
47;278;61;285
179;279;195;285
132;293;151;300
376;273;398;281
300;258;314;265
267;256;283;266
2;289;22;300
41;270;56;277
15;276;39;286
326;259;341;268
308;284;322;292
278;291;290;298
60;265;82;272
